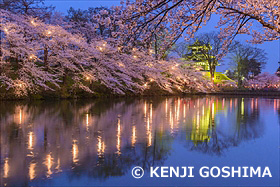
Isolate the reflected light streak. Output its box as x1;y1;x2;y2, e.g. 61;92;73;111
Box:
131;126;137;147
117;118;121;155
150;103;153;121
86;113;89;132
148;132;152;147
241;98;244;116
177;99;180;121
28;132;34;150
146;116;152;147
211;103;215;121
55;158;62;172
44;154;53;178
144;101;147;118
72;140;79;164
29;162;36;180
19;108;22;124
97;135;105;156
3;158;9;178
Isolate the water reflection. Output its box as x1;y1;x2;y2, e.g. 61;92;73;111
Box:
0;97;278;186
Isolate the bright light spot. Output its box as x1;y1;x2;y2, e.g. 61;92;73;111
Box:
118;62;125;67
150;78;154;82
29;54;36;60
4;27;9;34
98;47;103;51
30;19;37;26
133;55;137;59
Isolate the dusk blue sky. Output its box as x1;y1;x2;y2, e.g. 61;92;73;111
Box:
45;0;280;73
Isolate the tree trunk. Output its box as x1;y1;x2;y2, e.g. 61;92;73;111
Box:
44;46;48;70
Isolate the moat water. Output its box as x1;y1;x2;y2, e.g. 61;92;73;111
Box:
0;96;279;186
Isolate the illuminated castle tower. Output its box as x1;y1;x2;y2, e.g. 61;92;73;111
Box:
184;39;217;71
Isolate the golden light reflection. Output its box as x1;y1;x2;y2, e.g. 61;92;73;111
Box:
3;158;9;178
19;108;22;124
14;107;23;125
29;162;36;180
97;135;105;157
177;99;180;121
44;154;53;178
211;103;215;120
144;101;147;118
28;131;35;151
150;103;153;121
241;98;244;116
86;113;89;131
131;126;137;147
116;118;121;155
72;140;79;164
148;131;152;147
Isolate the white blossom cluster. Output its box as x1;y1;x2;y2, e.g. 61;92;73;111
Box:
245;73;280;90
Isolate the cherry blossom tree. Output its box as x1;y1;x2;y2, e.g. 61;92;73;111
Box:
245;73;280;90
114;0;279;54
0;10;215;98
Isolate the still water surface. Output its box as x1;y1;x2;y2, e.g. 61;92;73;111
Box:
0;96;279;186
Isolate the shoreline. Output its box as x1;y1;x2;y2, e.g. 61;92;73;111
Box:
1;91;280;101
